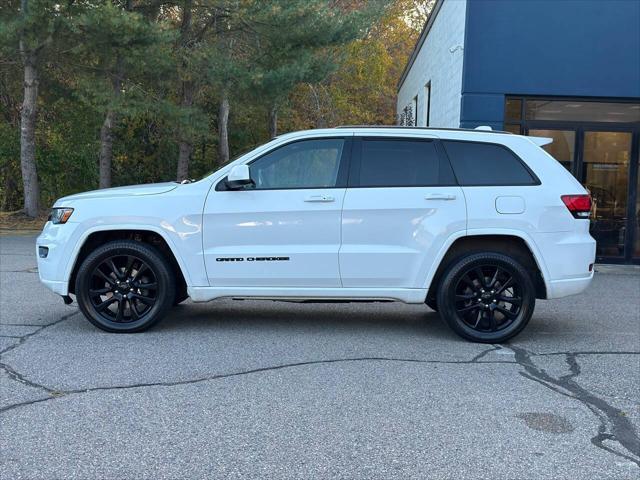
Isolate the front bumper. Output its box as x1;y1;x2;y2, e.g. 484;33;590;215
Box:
36;221;80;296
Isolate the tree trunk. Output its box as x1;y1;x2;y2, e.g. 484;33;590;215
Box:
268;105;278;138
98;66;122;189
175;0;194;181
98;109;115;189
1;75;21;210
217;95;229;165
20;54;40;217
177;141;192;181
176;80;194;181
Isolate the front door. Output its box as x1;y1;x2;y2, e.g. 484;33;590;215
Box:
340;136;466;288
203;137;350;287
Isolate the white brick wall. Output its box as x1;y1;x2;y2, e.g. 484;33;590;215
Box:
397;0;467;128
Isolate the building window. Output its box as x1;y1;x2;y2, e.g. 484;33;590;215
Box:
425;82;431;126
528;129;576;172
413;95;419;126
505;96;640;262
505;97;640;127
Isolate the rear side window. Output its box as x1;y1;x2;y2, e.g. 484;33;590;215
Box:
442;141;538;186
354;138;456;187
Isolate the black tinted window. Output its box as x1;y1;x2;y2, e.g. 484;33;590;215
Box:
356;138;455;187
249;139;344;189
442;141;537;186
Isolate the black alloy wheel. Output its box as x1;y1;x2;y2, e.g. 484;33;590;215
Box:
88;254;158;323
76;240;175;332
436;252;535;343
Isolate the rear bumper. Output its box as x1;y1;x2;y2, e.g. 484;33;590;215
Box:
547;272;594;299
532;228;596;299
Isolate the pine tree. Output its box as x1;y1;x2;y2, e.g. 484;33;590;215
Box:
247;0;389;137
72;1;171;189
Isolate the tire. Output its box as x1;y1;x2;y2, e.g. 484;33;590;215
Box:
75;240;175;333
436;252;535;343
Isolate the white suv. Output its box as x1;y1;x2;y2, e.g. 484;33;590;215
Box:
37;126;595;342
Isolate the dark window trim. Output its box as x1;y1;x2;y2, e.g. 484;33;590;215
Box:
440;139;542;187
505;95;640;127
215;137;352;192
347;136;458;189
507;94;640;106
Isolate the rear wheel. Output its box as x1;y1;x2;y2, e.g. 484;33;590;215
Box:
75;240;175;333
436;252;535;343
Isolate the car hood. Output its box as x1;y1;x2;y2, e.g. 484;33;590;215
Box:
56;182;179;204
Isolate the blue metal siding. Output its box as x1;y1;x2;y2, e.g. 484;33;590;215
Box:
459;0;640;128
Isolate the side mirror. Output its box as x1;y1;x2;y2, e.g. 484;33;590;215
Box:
225;164;254;190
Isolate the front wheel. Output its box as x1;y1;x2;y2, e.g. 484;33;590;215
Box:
436;252;535;343
75;240;175;333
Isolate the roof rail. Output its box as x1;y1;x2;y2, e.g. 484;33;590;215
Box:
334;125;513;134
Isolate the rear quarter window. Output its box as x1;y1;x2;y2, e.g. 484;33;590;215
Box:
442;140;539;186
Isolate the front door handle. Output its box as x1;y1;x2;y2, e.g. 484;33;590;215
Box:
304;195;335;203
425;193;456;201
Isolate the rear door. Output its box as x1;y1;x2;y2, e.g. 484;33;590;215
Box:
339;136;466;288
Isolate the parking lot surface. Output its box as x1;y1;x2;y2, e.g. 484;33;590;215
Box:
1;235;639;479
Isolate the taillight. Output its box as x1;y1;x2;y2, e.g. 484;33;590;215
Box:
561;194;592;219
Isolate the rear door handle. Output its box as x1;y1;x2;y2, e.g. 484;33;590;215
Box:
304;195;334;203
425;193;456;201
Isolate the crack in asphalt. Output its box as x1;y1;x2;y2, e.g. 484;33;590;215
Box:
0;362;60;396
1;323;51;327
0;311;79;405
1;308;639;470
0;347;515;414
469;344;501;362
0;309;79;357
510;346;640;468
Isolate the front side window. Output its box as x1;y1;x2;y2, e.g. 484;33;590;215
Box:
442;141;537;186
354;138;456;187
249;138;345;189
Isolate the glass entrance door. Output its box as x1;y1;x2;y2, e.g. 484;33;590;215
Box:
582;131;633;258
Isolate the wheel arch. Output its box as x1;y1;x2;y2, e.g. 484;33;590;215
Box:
425;231;549;302
66;227;189;298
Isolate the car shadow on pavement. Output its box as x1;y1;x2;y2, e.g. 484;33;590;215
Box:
152;299;458;341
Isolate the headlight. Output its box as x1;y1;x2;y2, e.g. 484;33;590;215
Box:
48;207;74;224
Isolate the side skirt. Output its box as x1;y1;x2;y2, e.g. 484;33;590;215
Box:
188;287;428;304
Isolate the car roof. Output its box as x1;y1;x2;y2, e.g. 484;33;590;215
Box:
272;126;517;144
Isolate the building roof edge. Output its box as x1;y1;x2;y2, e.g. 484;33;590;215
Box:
396;0;445;93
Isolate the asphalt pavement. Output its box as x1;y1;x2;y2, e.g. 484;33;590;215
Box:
1;235;639;479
